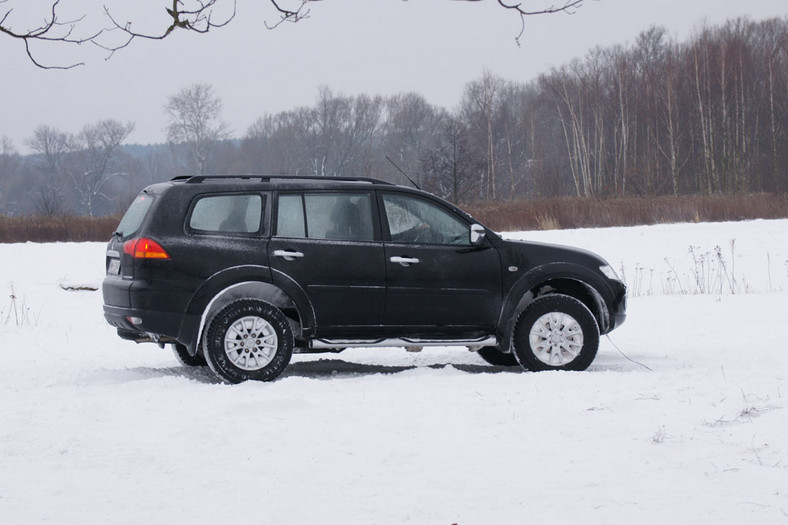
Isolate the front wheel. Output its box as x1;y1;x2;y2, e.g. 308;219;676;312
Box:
203;299;293;383
512;294;599;371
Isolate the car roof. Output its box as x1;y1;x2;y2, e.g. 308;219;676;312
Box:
141;174;490;232
170;175;398;189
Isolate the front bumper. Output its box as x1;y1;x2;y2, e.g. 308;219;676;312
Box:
607;288;627;332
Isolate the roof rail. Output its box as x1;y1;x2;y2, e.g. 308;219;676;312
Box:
170;175;395;185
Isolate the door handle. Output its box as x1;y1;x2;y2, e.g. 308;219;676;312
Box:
273;250;305;261
390;256;420;267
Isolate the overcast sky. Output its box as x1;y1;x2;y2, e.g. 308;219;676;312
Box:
2;0;786;153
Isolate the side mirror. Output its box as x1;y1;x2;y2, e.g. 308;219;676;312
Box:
470;224;486;246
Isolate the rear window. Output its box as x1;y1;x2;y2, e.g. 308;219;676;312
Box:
189;194;263;234
115;194;154;237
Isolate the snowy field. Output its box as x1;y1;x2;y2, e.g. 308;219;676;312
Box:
1;220;787;524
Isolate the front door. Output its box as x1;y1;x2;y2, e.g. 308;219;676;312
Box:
380;192;502;334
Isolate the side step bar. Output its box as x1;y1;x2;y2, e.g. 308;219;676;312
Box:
310;336;497;351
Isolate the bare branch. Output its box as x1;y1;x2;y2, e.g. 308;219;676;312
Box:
0;0;101;69
494;0;586;45
98;0;237;58
266;1;312;30
1;0;587;67
496;0;584;17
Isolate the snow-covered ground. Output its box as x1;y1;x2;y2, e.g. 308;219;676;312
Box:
1;220;786;524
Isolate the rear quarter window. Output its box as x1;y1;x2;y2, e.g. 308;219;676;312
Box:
115;194;154;237
188;194;263;234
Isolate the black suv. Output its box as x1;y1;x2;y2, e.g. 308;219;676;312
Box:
103;176;626;383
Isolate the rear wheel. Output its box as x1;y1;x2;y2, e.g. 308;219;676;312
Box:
512;294;599;371
476;346;519;366
203;299;293;383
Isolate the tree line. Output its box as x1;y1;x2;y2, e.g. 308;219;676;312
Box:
1;16;787;217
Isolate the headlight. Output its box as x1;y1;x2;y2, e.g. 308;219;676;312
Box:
599;264;621;281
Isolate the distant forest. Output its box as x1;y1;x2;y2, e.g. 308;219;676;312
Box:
1;16;787;217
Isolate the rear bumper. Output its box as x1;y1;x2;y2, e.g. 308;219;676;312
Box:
103;273;198;337
103;304;185;340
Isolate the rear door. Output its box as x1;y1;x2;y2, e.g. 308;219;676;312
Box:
380;191;502;333
268;191;386;332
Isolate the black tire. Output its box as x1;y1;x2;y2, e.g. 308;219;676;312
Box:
203;299;293;383
512;294;599;372
171;342;207;367
476;346;519;366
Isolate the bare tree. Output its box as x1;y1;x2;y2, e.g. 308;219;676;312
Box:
383;93;444;187
655;41;689;195
26;125;77;215
421;115;482;203
462;71;506;199
0;136;20;213
304;87;383;177
1;1;586;68
165;83;229;176
547;63;592;197
760;18;788;192
26;125;74;175
241;108;314;175
0;135;17;178
72;119;136;215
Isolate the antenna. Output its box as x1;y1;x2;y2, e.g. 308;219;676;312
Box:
385;156;421;190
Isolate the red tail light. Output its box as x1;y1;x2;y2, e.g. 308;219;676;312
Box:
123;238;170;259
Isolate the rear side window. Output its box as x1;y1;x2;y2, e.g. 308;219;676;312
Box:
276;193;374;241
115;194;154;237
189;194;263;234
276;194;306;238
306;193;374;241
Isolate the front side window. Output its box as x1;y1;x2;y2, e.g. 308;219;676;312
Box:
189;194;263;234
382;193;470;245
276;193;374;241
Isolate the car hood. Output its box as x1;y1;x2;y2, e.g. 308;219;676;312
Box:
495;236;611;271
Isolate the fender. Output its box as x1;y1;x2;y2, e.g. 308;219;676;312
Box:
496;262;615;349
185;265;275;316
177;264;315;356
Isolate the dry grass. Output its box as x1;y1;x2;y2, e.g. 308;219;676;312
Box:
0;216;119;243
465;193;788;231
1;194;787;242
